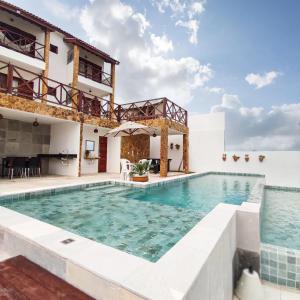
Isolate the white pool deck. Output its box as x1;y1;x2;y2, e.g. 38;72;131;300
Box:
0;172;184;195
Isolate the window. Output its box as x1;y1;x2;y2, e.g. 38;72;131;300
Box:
50;44;58;54
67;50;73;64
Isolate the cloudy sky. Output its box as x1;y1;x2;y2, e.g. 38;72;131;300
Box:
8;0;300;150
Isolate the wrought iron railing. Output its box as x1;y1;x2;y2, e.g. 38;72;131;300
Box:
79;58;112;86
118;98;188;126
0;25;45;60
0;61;116;119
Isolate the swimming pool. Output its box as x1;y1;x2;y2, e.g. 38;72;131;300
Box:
0;174;258;262
261;188;300;250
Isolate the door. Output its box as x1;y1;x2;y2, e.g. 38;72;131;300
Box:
98;137;107;172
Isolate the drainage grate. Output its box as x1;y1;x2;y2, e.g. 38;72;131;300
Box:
61;238;75;245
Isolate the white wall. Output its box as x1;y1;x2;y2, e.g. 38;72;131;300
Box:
81;125;121;175
107;137;121;173
150;112;300;187
48;122;80;176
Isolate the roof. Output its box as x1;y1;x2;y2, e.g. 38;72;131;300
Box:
0;0;120;65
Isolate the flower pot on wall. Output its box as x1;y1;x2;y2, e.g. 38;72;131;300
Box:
170;143;174;150
233;155;240;162
245;154;250;162
175;144;180;150
259;155;265;162
132;176;149;182
222;154;227;161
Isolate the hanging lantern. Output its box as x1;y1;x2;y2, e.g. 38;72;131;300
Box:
152;132;157;137
33;118;39;127
94;128;99;133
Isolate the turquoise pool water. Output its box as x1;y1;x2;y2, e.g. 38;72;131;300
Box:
261;189;300;250
0;174;257;262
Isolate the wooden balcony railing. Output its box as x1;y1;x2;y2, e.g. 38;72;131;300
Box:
0;25;45;60
118;98;188;126
0;61;116;120
0;61;187;126
79;58;112;87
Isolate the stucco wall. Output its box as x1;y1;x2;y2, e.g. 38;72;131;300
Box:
48;122;80;176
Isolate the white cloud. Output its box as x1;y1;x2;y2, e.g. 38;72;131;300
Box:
205;87;226;94
245;71;281;89
188;1;206;18
211;94;300;150
80;0;212;105
176;19;199;44
152;0;186;14
42;0;80;20
150;34;174;54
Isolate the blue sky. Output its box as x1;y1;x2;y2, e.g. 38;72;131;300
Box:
6;0;300;150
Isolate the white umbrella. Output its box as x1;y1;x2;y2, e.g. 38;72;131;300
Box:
105;121;157;137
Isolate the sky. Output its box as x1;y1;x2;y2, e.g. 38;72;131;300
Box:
6;0;300;150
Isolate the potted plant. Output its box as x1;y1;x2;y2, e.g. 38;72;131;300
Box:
222;154;227;161
259;155;265;162
130;161;150;182
233;154;240;162
175;144;180;150
245;154;250;162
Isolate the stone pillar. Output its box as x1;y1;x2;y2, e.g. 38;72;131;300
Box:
72;44;80;110
183;133;189;174
160;125;168;177
109;63;116;118
78;122;83;177
41;30;50;102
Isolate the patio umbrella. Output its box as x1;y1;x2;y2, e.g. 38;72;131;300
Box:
104;121;157;137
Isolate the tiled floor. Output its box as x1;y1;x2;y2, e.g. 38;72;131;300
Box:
234;282;300;300
263;281;300;300
0;172;184;195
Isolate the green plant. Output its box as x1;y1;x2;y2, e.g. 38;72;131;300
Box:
130;161;150;176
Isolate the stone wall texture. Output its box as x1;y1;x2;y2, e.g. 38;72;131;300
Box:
121;134;150;163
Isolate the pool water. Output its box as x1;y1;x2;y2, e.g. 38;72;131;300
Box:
0;174;257;262
261;189;300;250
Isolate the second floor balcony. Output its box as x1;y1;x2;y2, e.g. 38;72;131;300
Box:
0;22;45;71
0;61;188;127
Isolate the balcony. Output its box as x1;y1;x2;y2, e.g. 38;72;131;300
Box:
118;98;188;126
0;61;188;127
0;61;115;120
0;23;45;71
78;58;113;97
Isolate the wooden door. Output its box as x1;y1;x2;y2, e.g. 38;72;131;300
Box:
98;137;107;172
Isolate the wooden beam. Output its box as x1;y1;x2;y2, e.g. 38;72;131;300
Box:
78;121;83;177
72;44;80;110
41;30;50;102
110;63;116;118
160;125;168;177
183;133;189;174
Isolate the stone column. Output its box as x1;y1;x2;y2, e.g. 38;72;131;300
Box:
183;133;189;174
160;125;168;177
78;122;83;177
41;30;50;102
109;63;116;119
72;44;80;110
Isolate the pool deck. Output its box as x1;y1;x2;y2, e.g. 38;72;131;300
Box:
0;172;184;195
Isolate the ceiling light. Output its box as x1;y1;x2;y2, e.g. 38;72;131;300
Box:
33;118;39;127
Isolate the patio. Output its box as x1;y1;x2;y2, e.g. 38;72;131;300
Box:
0;172;186;195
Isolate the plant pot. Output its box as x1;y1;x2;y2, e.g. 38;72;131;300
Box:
233;155;240;162
132;176;149;182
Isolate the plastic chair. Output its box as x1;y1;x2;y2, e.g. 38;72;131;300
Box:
120;159;132;181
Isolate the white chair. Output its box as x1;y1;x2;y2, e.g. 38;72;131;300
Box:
120;159;132;181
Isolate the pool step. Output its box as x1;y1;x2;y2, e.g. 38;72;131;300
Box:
84;185;114;192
